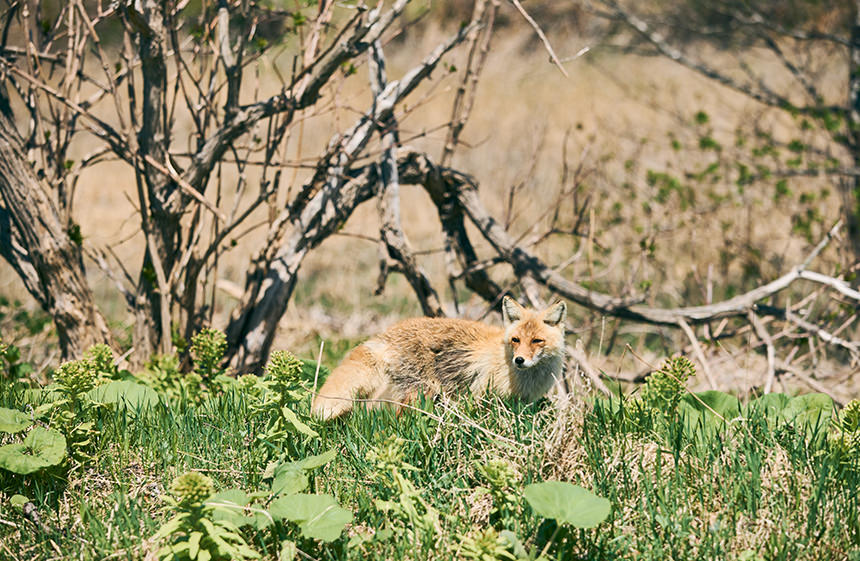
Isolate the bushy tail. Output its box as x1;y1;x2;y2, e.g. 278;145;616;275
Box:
311;344;384;420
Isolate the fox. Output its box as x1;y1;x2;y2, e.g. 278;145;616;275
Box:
311;296;566;420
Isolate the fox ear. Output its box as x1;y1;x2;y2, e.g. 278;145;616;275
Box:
502;296;523;325
543;300;567;326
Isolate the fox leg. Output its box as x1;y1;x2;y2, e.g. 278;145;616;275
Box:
311;344;385;420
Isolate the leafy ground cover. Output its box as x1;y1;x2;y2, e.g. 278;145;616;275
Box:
0;334;858;561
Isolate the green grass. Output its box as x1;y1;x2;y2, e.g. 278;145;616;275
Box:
1;359;858;561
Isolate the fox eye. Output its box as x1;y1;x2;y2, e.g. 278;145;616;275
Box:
532;338;544;345
511;337;520;344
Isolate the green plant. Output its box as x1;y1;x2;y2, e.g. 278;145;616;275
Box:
522;481;610;529
0;426;67;475
43;359;103;463
522;481;610;558
142;354;187;396
474;459;520;530
0;340;34;382
190;329;228;383
83;343;118;378
0;407;32;434
459;528;517;561
253;351;318;459
267;492;353;542
640;356;697;416
367;435;440;548
155;472;260;561
829;399;860;469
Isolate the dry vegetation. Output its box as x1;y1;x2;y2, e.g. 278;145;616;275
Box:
0;1;855;394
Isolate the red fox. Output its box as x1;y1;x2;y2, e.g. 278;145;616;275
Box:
311;296;566;419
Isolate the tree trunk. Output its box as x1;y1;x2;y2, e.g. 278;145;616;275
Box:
225;175;379;373
0;94;113;358
130;0;181;363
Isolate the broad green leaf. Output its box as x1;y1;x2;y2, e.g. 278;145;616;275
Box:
88;380;159;408
271;463;309;496
523;481;610;528
781;393;834;438
281;407;318;438
268;494;352;542
298;449;336;470
208;489;253;527
270;449;336;496
746;393;791;420
681;391;741;420
0;407;32;433
10;494;29;508
188;531;202;560
0;427;66;474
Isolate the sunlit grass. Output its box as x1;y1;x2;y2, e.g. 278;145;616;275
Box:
1;368;857;561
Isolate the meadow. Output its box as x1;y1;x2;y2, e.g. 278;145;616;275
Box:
0;337;858;561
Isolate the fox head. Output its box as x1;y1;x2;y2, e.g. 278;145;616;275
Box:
501;296;566;369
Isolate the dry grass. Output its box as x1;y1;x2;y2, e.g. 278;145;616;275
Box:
0;14;852;392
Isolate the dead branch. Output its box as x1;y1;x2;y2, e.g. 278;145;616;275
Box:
226;22;477;371
593;0;847;119
394;149;858;371
441;0;497;167
507;0;568;77
370;40;444;317
775;360;848;406
182;0;410;192
677;318;717;390
749;311;777;393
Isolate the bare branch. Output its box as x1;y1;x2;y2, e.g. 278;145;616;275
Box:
594;0;846;118
785;309;860;357
507;0;568;77
226;21;476;371
441;0;497;166
677;318;717;390
371;40;444;317
733;11;850;47
776;360;848;406
749;312;777;393
183;0;410;192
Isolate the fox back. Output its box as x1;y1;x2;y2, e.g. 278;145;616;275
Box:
311;297;566;419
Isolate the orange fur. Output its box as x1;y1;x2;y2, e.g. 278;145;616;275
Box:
311;297;566;420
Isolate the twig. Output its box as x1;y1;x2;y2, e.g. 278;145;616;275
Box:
312;339;324;406
677;318;717;390
566;341;611;395
775;360;847;406
507;0;568;77
785;309;860;357
749;312;776;393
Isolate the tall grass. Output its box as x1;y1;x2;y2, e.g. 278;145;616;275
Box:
1;365;856;560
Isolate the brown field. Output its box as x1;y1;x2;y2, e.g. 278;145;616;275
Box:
1;9;854;396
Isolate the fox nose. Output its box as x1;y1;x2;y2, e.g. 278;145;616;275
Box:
514;356;525;366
